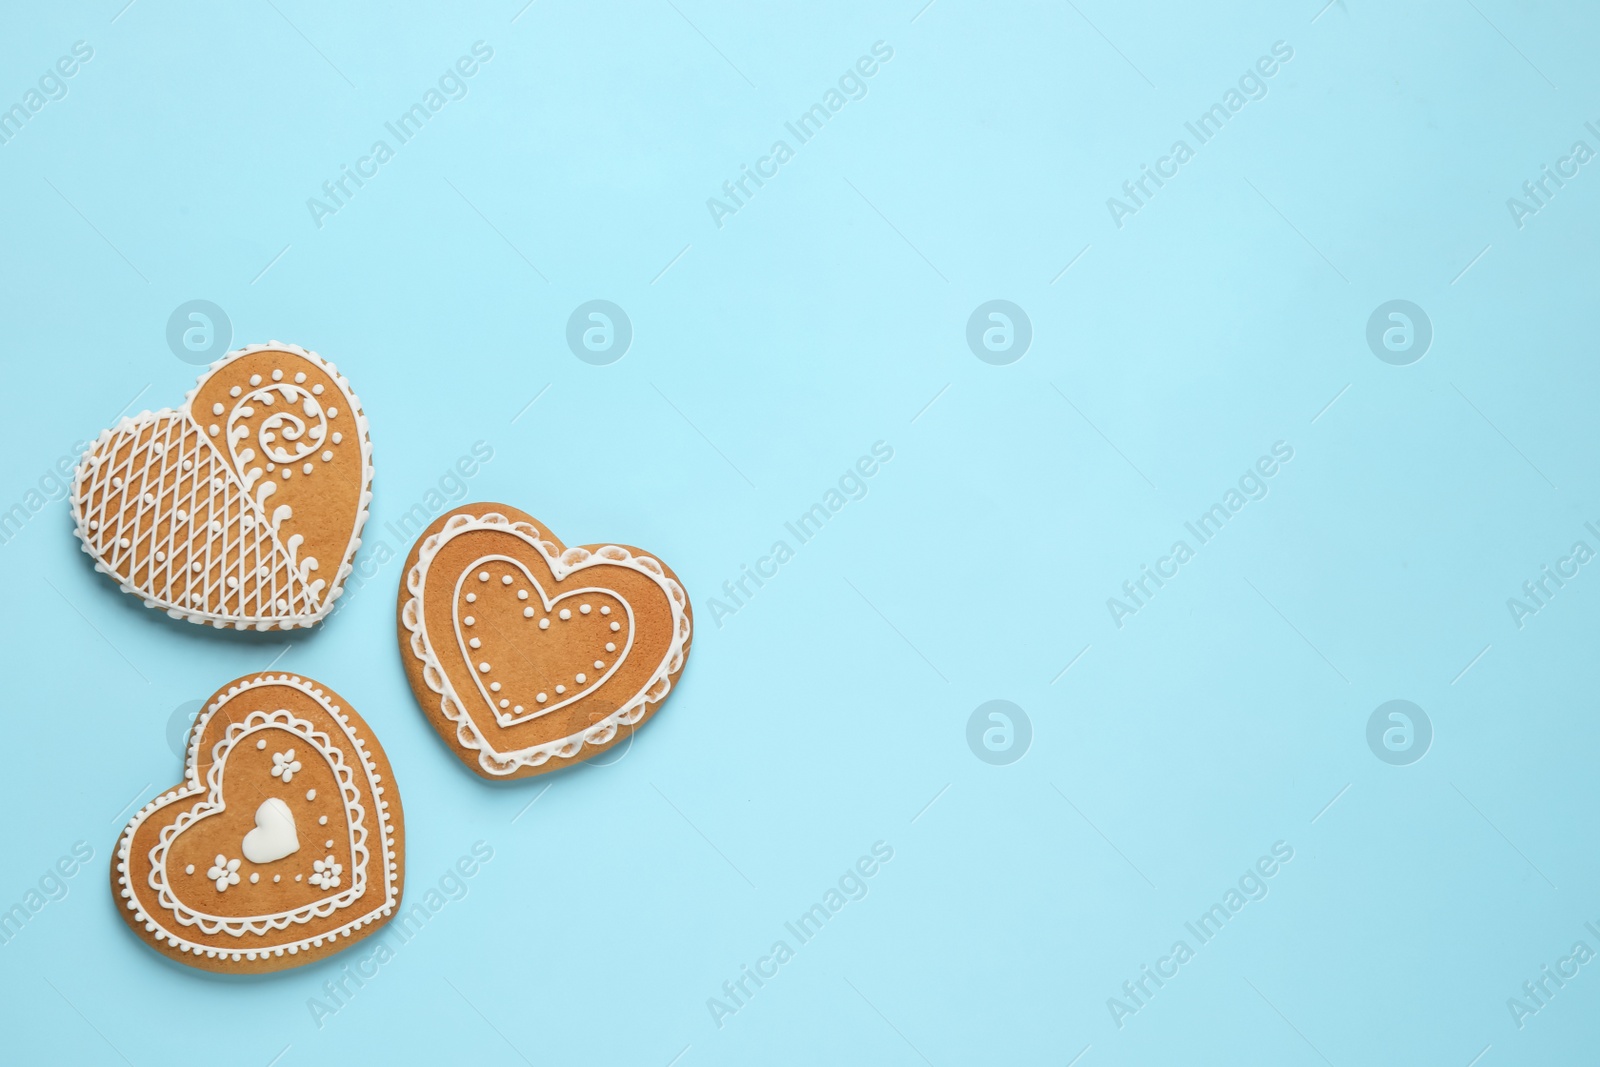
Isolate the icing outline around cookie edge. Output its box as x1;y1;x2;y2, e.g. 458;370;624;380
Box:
69;341;374;631
401;511;692;776
113;674;401;965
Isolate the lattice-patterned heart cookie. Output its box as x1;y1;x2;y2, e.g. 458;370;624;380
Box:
399;504;693;779
112;673;404;973
72;342;372;630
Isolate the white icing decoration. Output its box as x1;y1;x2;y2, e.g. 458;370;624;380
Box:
207;855;241;892
270;748;303;783
113;674;398;957
68;342;373;632
401;513;690;775
309;855;343;891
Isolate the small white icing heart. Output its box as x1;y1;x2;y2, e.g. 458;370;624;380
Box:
240;797;300;864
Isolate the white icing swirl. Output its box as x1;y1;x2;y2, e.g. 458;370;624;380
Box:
227;384;328;476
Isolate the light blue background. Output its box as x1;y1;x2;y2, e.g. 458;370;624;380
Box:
2;1;1597;1063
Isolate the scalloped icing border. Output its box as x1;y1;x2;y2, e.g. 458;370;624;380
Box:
69;341;374;631
149;709;370;935
114;674;400;964
401;512;691;776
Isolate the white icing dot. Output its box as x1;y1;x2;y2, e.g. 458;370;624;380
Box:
321;450;333;462
211;402;224;416
118;537;131;548
281;468;291;479
296;874;302;881
555;685;565;694
192;562;202;572
478;662;490;673
478;571;489;582
295;371;306;383
502;575;513;585
272;368;283;381
88;520;98;530
318;815;328;825
249;374;261;385
302;462;313;475
464;616;475;626
266;463;275;472
606;642;615;652
469;637;481;649
523;607;534;618
513;705;523;713
313;383;324;395
499;699;509;708
576;673;587;684
227;576;239;588
332;431;342;444
517;590;528;601
580;604;592;614
489;682;501;692
601;606;611;615
230;385;242;397
185;864;194;875
274;874;281;882
208;424;219;436
328;406;338;418
182;459;193;471
250;873;260;884
325;840;333;849
155;551;165;562
306;789;316;800
559;609;571;620
257;739;266;750
539;618;549;630
257;565;268;577
610;622;621;631
594;660;604;669
465;593;476;603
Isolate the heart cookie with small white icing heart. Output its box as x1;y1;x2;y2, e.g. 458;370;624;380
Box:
72;342;372;630
399;504;693;779
113;673;404;973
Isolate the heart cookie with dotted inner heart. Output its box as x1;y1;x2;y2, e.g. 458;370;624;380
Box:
399;504;692;779
113;673;404;973
72;342;372;630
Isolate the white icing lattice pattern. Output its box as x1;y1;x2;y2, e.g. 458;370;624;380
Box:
76;412;320;621
70;342;372;631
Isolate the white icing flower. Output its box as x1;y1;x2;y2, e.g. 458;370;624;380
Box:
206;854;241;892
270;749;302;783
310;855;342;890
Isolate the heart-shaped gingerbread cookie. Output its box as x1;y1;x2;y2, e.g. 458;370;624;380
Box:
113;673;404;972
72;342;372;630
399;504;692;778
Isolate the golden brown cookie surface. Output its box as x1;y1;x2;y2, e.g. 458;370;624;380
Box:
72;343;372;630
398;504;692;779
112;673;404;973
